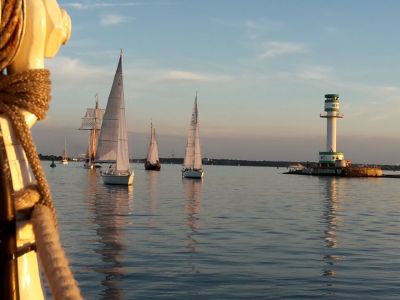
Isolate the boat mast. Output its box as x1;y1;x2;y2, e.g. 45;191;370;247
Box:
149;119;153;149
193;93;202;170
63;137;67;160
183;95;198;169
147;120;153;162
116;51;130;172
90;93;100;163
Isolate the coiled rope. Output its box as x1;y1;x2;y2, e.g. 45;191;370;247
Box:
1;1;82;299
0;0;24;70
0;69;56;214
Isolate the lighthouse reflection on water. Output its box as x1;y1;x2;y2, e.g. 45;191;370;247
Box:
321;177;343;283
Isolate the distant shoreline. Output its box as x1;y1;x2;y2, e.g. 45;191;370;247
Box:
39;154;400;171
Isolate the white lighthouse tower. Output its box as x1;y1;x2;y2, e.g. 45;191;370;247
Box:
319;94;344;167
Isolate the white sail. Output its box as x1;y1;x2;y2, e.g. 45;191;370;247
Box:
116;78;130;171
61;137;68;164
96;54;131;172
146;123;160;164
62;137;68;159
183;95;202;170
193;118;202;169
79;105;104;131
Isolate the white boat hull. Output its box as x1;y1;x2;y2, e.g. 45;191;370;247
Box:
83;162;101;169
182;169;204;179
102;171;134;185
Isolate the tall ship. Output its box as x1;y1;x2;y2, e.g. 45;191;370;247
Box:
95;52;134;185
182;94;204;179
79;94;105;169
145;121;161;171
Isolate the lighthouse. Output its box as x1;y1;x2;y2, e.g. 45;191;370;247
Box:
319;94;344;167
285;93;383;176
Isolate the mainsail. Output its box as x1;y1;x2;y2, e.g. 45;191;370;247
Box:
183;95;202;170
62;137;68;160
146;123;160;164
96;54;131;172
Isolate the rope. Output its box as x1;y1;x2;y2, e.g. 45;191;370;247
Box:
14;185;40;210
32;204;83;300
0;70;85;297
1;2;83;299
0;70;56;217
0;0;24;71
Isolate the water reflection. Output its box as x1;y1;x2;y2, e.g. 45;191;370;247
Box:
86;170;134;300
146;171;158;213
182;179;202;255
321;177;343;281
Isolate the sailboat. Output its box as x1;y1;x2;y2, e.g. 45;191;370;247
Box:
61;137;68;164
145;121;161;171
95;52;134;185
182;94;204;179
79;94;105;169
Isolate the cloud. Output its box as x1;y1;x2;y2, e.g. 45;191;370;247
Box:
210;18;284;33
47;56;108;81
243;19;284;31
132;69;233;84
158;70;231;82
63;2;85;9
243;19;285;40
380;85;399;92
62;1;175;10
297;66;333;80
325;26;339;34
63;2;128;9
100;14;133;26
47;56;231;85
259;41;307;59
243;20;258;30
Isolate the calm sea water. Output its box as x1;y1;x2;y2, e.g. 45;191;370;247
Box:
45;163;400;299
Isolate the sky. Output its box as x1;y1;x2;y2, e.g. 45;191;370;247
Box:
33;0;400;164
